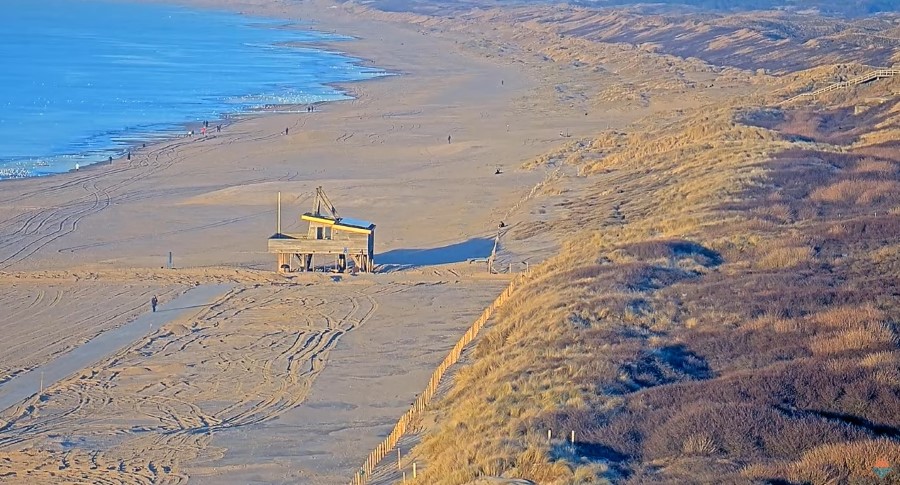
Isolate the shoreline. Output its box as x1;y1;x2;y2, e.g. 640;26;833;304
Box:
0;0;593;273
0;4;391;183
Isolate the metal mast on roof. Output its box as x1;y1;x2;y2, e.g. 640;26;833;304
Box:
313;186;340;219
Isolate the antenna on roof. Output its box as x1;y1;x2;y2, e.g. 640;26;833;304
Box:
313;186;340;219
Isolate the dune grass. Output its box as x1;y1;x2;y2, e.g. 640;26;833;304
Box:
400;83;900;483
345;4;900;484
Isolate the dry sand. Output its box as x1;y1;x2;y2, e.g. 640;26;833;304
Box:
0;0;644;483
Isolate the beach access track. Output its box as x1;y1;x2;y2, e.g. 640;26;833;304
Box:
0;284;234;413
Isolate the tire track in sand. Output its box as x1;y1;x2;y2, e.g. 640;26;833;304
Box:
0;283;397;484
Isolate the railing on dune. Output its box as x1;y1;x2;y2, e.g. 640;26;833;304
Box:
784;68;900;104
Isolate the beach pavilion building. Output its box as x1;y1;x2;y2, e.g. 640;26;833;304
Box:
268;187;375;273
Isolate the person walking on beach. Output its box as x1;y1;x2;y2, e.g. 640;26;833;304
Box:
447;134;451;144
151;295;158;313
285;127;289;135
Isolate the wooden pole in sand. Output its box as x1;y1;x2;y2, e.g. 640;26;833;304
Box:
397;447;401;470
412;462;417;479
277;192;282;234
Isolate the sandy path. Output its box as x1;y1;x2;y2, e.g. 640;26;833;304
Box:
0;284;232;414
185;276;509;484
0;281;185;385
0;274;506;484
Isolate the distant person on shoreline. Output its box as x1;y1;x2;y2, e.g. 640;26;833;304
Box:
151;295;158;313
216;125;221;133
448;134;451;144
284;127;289;135
108;156;113;164
201;126;206;136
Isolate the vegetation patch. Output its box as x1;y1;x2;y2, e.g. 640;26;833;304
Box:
404;92;899;484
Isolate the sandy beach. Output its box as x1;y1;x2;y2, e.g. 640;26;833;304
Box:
0;0;627;482
6;0;893;483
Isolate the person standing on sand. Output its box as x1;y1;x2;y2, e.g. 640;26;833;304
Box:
151;295;158;313
448;134;451;144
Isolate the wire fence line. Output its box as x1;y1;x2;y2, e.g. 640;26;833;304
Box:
349;272;528;485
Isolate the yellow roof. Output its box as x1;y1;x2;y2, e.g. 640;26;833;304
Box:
302;213;375;234
301;214;336;225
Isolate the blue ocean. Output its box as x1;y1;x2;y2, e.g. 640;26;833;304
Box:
0;0;387;179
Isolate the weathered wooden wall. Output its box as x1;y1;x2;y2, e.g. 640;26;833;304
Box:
268;235;369;255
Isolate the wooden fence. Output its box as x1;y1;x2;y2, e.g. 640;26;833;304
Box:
783;68;900;104
349;273;527;484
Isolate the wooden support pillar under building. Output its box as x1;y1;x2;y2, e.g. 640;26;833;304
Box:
277;253;289;273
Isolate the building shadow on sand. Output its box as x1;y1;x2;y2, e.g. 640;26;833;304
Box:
376;237;494;270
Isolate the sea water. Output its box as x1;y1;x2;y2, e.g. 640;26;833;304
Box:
0;0;387;179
